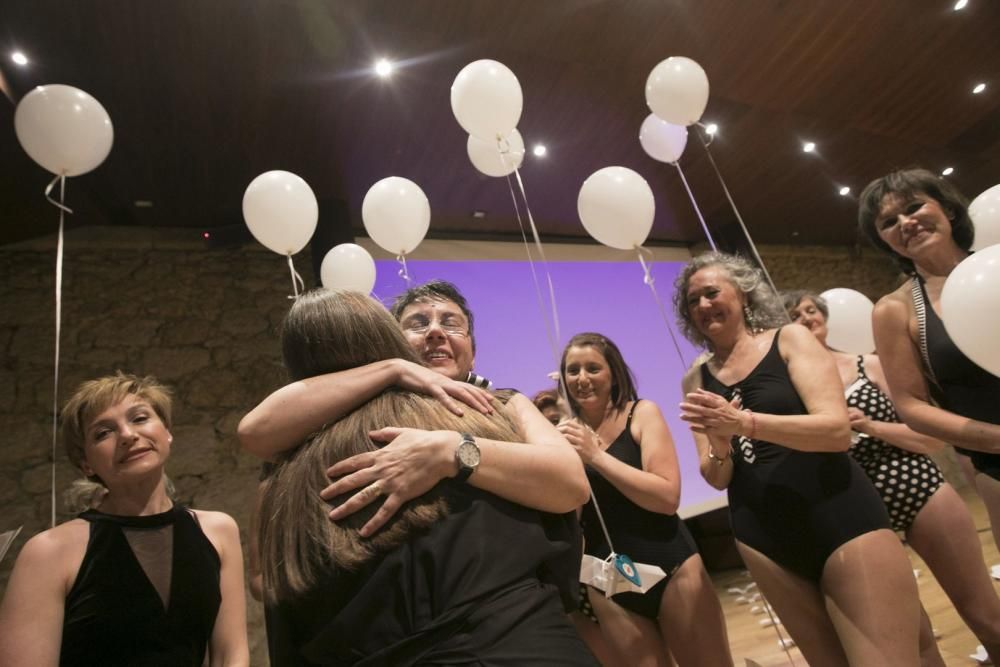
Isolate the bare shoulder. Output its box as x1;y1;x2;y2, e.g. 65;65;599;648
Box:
873;284;912;320
190;509;241;555
633;398;665;421
14;520;88;575
776;323;821;356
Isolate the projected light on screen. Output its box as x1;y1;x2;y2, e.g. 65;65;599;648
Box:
372;259;724;516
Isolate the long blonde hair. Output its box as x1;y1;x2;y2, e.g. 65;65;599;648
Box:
259;289;520;603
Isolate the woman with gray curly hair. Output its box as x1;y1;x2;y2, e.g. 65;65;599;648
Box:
674;252;922;666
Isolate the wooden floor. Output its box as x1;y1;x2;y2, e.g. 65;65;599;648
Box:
712;485;998;666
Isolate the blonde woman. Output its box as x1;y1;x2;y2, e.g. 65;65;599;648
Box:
0;373;248;666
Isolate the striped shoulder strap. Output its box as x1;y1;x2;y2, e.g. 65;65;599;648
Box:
909;276;940;388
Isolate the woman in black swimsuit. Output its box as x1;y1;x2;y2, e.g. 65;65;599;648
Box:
557;332;732;667
787;290;1000;663
0;373;248;666
859;167;1000;659
675;252;921;666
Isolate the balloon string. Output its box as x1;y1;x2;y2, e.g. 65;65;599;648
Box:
694;128;786;316
396;254;412;286
498;143;621;559
499;150;561;362
286;254;304;299
44;173;68;528
636;247;688;368
674;162;717;251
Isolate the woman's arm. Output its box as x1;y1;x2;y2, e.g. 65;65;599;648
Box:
321;393;590;536
0;528;78;666
848;354;946;455
681;326;851;452
560;400;681;515
237;359;493;460
681;365;733;490
872;295;1000;454
197;511;250;667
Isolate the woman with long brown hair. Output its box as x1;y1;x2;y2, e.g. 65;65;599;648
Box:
258;289;595;666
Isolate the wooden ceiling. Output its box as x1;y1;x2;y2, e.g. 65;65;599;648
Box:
2;0;998;249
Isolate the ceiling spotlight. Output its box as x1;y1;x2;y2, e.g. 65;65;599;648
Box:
954;0;968;9
802;141;816;153
532;144;547;157
942;167;955;176
11;51;28;66
973;83;986;94
374;58;394;78
471;210;487;219
839;186;851;196
705;122;718;136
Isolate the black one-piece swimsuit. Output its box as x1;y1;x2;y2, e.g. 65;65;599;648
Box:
700;328;891;581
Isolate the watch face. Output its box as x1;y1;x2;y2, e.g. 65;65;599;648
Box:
458;440;480;467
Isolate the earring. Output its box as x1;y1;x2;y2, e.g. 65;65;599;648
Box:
743;305;758;332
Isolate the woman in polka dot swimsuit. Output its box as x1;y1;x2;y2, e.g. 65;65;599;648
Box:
787;291;1000;661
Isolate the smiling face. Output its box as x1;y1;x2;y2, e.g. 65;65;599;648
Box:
787;297;828;344
685;266;746;341
874;191;955;261
398;297;475;380
563;345;614;411
81;394;172;484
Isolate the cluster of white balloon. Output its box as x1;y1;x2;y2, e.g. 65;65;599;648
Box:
451;59;525;178
241;170;433;296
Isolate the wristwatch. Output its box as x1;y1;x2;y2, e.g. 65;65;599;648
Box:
454;432;481;482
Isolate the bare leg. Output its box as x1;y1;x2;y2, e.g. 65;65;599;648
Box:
736;541;849;667
821;529;921;666
569;610;623;667
587;586;670;667
974;473;1000;555
908;483;1000;661
657;555;732;667
917;604;946;667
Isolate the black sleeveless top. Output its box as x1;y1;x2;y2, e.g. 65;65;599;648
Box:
581;400;694;567
60;505;222;666
918;277;1000;425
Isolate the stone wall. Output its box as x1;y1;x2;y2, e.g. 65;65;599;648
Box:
0;232;964;662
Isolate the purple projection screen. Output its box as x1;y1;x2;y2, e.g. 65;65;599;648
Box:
373;258;726;517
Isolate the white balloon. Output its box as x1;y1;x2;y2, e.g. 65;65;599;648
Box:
639;114;688;164
645;57;710;127
242;171;318;255
467;129;525;177
969;183;1000;251
362;177;430;255
577;167;655;250
450;59;523;141
941;245;1000;378
14;84;114;177
320;243;376;294
819;288;876;354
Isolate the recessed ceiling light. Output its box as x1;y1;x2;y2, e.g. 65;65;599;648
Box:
133;200;154;208
374;58;394;78
973;83;986;94
802;141;816;153
705;122;718;136
532;144;547;157
471;210;487;219
11;51;28;66
839;186;851;196
954;0;968;9
942;167;955;176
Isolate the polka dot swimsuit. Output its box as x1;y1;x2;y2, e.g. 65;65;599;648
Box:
846;356;945;533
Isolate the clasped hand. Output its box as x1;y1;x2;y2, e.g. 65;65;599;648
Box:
556;418;603;464
680;389;745;438
320;427;455;537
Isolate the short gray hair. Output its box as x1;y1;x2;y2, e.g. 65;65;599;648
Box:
782;290;829;319
673;251;788;348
